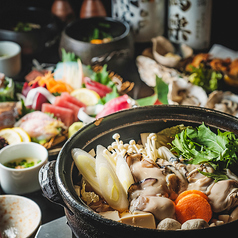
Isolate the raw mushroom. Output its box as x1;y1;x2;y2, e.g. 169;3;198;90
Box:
157;218;181;230
181;219;209;230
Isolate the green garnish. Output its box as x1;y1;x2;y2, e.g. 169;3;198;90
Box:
188;63;223;93
5;159;41;169
98;85;119;105
136;76;169;106
61;48;80;62
91;64;113;87
171;123;238;179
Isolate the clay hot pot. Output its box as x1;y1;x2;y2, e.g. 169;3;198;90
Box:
39;105;238;237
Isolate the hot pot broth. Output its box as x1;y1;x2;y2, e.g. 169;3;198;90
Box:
72;123;238;230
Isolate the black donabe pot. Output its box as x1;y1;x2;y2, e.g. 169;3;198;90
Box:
0;7;61;55
39;105;238;237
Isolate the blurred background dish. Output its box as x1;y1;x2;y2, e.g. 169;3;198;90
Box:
0;142;48;194
0;194;41;238
0;41;21;77
0;6;61;56
59;17;134;75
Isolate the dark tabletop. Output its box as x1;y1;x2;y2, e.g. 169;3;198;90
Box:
1;0;238;227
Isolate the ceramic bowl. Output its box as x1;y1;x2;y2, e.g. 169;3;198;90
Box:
0;142;48;194
0;194;41;237
0;7;61;56
59;17;134;74
0;41;21;77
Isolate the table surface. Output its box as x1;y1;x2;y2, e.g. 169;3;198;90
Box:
1;21;237;232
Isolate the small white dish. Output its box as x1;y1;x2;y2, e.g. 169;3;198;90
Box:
0;194;41;237
0;41;21;77
0;142;48;194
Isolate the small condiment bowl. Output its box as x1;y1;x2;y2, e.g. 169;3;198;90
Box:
0;142;48;194
0;41;21;77
0;194;41;237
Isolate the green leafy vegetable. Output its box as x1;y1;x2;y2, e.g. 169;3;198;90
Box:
188;63;223;93
171;123;238;177
136;94;158;106
136;76;168;106
98;85;119;105
155;76;169;104
91;64;114;87
85;23;112;42
17;99;35;120
156;124;188;148
198;169;229;183
61;48;80;62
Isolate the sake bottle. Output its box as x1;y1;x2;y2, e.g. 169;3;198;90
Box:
167;0;212;51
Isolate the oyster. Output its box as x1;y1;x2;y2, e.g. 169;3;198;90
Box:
151;36;193;68
136;55;178;87
168;77;208;107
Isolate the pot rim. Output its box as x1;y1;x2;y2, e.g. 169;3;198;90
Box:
55;105;238;233
62;16;131;45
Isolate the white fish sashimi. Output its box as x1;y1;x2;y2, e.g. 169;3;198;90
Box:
71;148;102;197
14;111;65;141
96;145;129;212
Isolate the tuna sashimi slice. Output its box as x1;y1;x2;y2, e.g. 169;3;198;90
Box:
96;94;130;119
54;96;80;121
42;103;75;127
61;92;86;108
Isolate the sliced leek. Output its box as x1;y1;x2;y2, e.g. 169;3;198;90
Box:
71;148;101;196
157;146;175;161
116;154;134;193
96;145;129;212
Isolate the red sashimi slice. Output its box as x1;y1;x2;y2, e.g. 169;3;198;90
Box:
84;77;112;97
96;94;130;119
54;96;80;121
32;92;48;111
60;92;86;108
42;103;75;127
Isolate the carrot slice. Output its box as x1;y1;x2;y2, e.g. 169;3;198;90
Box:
175;190;208;204
175;194;212;224
90;39;103;44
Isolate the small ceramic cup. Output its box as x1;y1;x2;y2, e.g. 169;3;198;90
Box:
0;142;48;194
0;41;21;77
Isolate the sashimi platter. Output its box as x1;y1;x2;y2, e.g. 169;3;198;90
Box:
0;49;135;153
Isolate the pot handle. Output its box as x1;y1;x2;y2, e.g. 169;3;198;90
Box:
39;160;74;215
